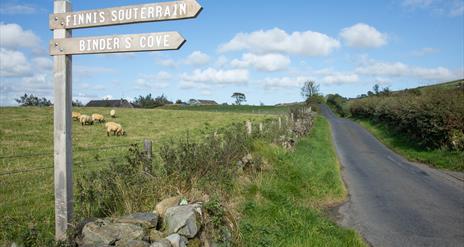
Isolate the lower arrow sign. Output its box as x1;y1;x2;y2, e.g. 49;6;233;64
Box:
50;31;186;55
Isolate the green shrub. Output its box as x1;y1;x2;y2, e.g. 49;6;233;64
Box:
349;87;464;150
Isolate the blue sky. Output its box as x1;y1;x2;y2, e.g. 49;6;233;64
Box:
0;0;463;106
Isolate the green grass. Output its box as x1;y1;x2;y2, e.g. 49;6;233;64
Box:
161;104;295;115
356;119;464;171
0;106;273;245
239;116;365;247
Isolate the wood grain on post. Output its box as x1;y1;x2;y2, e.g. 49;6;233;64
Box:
53;0;73;241
50;32;186;55
49;0;202;30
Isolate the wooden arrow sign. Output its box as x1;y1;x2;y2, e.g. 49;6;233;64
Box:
50;31;185;55
50;0;202;30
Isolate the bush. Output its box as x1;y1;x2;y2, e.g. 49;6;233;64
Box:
326;94;348;117
349;87;464;150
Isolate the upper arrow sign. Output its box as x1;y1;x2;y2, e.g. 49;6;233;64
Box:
49;0;202;30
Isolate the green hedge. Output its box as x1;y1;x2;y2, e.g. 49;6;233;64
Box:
349;87;464;151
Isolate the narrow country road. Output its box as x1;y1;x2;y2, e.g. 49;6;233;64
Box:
320;105;464;247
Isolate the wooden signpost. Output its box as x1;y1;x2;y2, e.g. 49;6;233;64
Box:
50;0;202;240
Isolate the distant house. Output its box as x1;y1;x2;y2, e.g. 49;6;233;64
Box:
86;99;134;108
188;99;218;105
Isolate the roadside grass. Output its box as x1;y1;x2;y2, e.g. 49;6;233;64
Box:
356;119;464;172
238;116;365;246
0;106;273;245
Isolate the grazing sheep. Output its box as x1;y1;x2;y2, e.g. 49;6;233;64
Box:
110;109;116;118
91;113;105;123
105;122;126;136
79;115;94;126
72;112;81;121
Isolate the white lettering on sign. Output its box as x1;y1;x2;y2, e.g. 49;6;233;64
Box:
63;3;187;28
78;34;171;53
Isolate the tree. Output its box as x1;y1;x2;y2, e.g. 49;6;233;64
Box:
301;80;320;104
133;93;172;108
15;94;52;107
72;99;83;107
231;92;246;105
373;84;380;95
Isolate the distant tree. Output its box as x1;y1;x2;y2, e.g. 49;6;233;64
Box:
15;94;52;107
231;92;246;105
373;84;380;95
72;99;83;107
367;91;374;96
175;99;184;105
301;80;320;104
380;87;392;96
133;93;172;108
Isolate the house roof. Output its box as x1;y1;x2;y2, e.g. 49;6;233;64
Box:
86;99;134;108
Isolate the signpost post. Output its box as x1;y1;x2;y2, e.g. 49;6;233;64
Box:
49;0;202;240
53;0;73;241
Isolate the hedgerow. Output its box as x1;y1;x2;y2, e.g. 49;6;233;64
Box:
349;86;464;150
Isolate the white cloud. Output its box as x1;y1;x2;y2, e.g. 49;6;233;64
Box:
231;53;290;72
401;0;464;16
0;23;41;50
450;0;464;16
180;68;249;89
411;47;439;56
74;65;115;78
0;48;31;77
215;56;229;68
219;28;340;56
32;57;53;71
356;60;457;81
185;51;210;66
156;58;177;67
135;72;172;90
322;73;359;85
340;23;387;48
261;76;313;89
0;4;37;14
403;0;435;7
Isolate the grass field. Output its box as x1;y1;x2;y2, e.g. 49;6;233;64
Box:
239;116;365;246
161;104;295;115
0;106;274;244
356;119;464;171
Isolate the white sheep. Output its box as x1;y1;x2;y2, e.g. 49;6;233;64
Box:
91;113;105;123
72;112;81;121
105;122;126;136
110;109;116;118
79;115;94;126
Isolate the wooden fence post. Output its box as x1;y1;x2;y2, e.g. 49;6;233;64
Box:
53;0;73;241
144;139;152;160
259;123;263;132
278;117;282;129
246;121;252;135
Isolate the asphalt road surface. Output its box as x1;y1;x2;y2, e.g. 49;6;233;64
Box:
320;105;464;247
